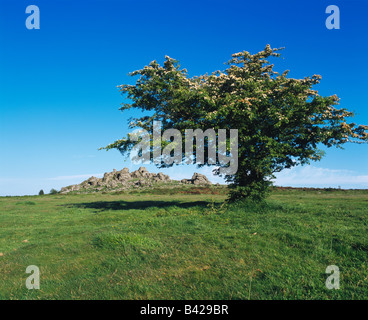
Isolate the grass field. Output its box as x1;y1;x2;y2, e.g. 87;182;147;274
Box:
0;187;367;300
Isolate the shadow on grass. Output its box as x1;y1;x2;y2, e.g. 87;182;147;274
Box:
64;200;211;212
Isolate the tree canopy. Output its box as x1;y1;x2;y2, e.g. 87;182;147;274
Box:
103;45;368;201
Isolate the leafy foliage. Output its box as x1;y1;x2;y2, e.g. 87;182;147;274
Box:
104;45;368;201
49;188;58;195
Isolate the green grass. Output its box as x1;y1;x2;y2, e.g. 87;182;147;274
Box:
0;187;367;300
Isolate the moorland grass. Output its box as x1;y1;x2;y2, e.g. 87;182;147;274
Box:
0;187;367;299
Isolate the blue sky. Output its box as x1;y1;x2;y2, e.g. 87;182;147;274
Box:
0;0;367;196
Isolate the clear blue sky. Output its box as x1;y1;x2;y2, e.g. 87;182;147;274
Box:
0;0;367;196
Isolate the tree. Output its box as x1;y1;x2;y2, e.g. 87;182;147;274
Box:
49;188;58;195
103;45;368;201
38;189;44;196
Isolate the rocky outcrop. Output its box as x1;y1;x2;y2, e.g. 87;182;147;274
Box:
60;167;210;194
181;173;211;185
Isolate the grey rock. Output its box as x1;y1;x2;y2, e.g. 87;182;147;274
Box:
181;173;211;185
60;167;211;194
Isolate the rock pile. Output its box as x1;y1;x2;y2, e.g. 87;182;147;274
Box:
60;167;211;194
181;173;211;185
